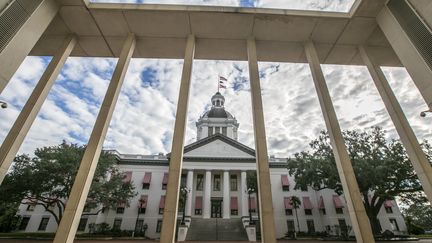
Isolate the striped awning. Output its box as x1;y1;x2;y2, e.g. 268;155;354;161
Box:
230;197;238;210
281;175;289;186
249;197;256;209
302;196;313;209
159;195;165;209
123;171;132;183
384;200;394;208
195;196;202;209
318;196;325;209
143;172;152;184
284;197;293;209
333;195;344;208
139;195;148;208
162;173;168;185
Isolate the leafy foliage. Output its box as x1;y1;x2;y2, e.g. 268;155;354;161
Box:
403;203;432;232
0;142;136;225
287;127;431;234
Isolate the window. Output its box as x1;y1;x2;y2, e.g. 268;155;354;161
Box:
156;220;163;233
213;174;221;191
180;174;187;188
38;217;50;231
282;185;290;191
208;127;213;136
196;174;204;191
222;127;227;136
231;209;238;215
195;209;202;215
18;216;30;230
78;218;88;231
287;220;295;233
285;209;293;215
338;219;347;232
113;219;122;230
139;207;146;214
389;218;400;231
26;204;35;211
335;208;343;214
116;207;125;214
230;175;237;191
304;209;312;215
142;183;150;190
306;220;315;233
385;207;393;214
320;208;326;215
215;127;221;134
135;219;144;232
159;208;164;215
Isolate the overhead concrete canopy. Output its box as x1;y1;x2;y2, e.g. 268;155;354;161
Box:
30;0;401;66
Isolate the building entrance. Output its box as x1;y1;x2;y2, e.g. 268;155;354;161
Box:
211;198;222;218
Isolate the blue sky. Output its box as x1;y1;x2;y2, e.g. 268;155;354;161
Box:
0;55;430;158
90;0;356;12
0;0;430;158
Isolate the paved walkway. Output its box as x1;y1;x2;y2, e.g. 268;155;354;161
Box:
0;240;431;243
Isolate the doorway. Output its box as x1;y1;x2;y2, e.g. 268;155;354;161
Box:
211;198;222;218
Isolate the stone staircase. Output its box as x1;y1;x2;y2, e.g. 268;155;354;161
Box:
186;218;248;241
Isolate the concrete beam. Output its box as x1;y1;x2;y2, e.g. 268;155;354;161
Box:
377;6;432;105
0;0;59;93
160;34;195;243
0;35;76;185
304;41;375;243
53;33;135;243
247;37;277;243
359;45;432;202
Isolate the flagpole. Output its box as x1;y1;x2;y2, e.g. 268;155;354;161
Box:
217;74;219;93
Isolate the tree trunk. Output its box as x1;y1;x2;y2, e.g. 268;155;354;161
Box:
366;208;382;235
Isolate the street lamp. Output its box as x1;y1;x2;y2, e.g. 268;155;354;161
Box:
133;197;146;237
246;188;255;225
0;101;7;109
420;103;432;117
180;186;191;225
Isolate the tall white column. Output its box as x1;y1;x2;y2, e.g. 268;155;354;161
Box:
0;35;76;185
203;170;212;219
247;37;277;243
223;171;230;219
241;171;248;217
53;34;135;243
185;170;194;217
0;0;59;93
377;5;432;105
304;41;375;243
160;35;195;243
359;45;432;202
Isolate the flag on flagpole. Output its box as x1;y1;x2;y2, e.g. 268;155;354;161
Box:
218;75;227;91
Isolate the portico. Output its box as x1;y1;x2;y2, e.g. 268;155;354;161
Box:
0;0;431;242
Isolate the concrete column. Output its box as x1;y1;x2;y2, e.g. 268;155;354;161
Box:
223;170;230;219
241;171;248;217
185;170;194;217
53;34;135;243
0;35;76;185
0;0;59;93
203;170;212;219
359;45;432;202
159;35;195;243
377;5;432;105
247;37;277;243
304;41;375;243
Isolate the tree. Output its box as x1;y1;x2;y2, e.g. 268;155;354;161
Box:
403;203;432;233
0;142;136;226
287;127;431;235
290;196;301;236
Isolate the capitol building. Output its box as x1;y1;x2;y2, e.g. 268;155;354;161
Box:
16;92;406;241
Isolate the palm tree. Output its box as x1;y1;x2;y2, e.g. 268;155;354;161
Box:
290;196;301;238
